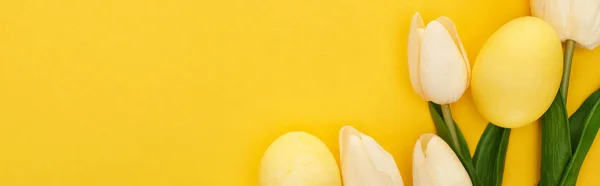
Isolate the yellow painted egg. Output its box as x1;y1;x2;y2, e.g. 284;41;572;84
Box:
471;17;563;128
259;132;342;186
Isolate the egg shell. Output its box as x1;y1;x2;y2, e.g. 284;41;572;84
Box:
471;17;563;128
259;131;342;186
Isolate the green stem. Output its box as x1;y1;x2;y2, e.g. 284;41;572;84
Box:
441;104;461;150
561;39;576;101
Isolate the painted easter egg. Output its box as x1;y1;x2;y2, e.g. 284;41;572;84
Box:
471;17;563;128
259;131;342;186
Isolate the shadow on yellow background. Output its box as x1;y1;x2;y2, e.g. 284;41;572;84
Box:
0;0;599;185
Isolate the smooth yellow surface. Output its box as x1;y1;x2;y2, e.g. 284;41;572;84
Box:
0;0;599;186
259;132;341;186
472;17;564;128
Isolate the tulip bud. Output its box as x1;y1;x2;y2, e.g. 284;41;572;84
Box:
339;126;404;186
408;12;470;105
531;0;600;49
413;133;472;186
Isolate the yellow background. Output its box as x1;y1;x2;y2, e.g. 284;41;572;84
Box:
0;0;599;185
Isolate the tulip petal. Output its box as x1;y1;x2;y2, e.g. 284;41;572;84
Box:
419;21;468;104
361;133;404;186
413;134;472;186
339;125;361;158
413;134;435;186
568;0;600;49
340;126;386;186
531;0;570;41
426;135;472;186
339;126;404;186
408;12;426;98
435;17;471;86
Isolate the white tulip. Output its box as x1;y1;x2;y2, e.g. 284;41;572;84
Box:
408;12;470;105
413;133;472;186
339;126;404;186
531;0;600;49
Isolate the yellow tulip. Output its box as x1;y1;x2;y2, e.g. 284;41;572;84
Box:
259;132;342;186
408;12;470;105
339;126;404;186
413;133;472;186
471;17;563;128
531;0;600;49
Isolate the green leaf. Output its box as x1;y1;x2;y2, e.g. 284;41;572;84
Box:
428;102;483;186
540;92;572;186
473;124;511;186
560;89;600;186
429;103;471;156
569;89;600;151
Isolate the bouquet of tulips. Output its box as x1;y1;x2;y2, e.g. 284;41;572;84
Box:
258;0;600;185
